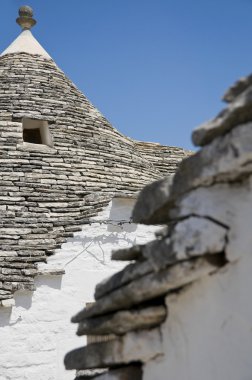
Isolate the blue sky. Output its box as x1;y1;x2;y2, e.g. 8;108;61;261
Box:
1;0;252;150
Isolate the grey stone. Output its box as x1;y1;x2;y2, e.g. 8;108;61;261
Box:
95;260;152;300
223;73;252;103
65;328;162;370
132;176;174;224
111;244;144;261
0;50;189;301
172;122;252;200
192;85;252;146
77;306;167;336
73;256;220;322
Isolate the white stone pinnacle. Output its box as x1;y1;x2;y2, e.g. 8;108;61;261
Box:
1;29;52;59
1;6;52;60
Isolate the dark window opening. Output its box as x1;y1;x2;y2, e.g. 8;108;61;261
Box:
22;118;53;147
23;128;43;144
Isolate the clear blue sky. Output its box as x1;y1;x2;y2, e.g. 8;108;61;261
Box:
1;0;252;150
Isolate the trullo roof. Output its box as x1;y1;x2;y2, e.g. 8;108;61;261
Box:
0;6;190;306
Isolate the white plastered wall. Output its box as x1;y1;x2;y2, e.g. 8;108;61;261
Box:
0;197;160;380
143;252;252;380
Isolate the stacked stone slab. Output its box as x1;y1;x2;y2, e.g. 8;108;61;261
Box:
65;73;252;379
0;52;154;304
0;10;190;305
135;141;192;176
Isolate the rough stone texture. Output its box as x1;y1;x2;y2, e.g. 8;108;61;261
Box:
111;244;144;261
0;52;189;302
65;71;252;379
192;85;252;146
133;121;252;226
135;141;191;176
65;328;163;370
72;256;219;322
77;306;167;336
132;176;174;224
222;73;252;103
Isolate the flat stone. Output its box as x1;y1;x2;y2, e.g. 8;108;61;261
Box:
111;244;144;261
177;179;252;262
192;85;252;146
170;216;227;257
73;256;220;322
165;122;252;215
223;73;252;103
132;176;174;224
77;306;167;336
142;217;227;271
37;268;65;276
65;328;163;370
95;260;153;300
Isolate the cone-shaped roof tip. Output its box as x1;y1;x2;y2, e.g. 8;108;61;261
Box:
1;6;51;59
16;5;36;30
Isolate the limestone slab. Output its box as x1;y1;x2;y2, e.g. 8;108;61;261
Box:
192;85;252;146
65;328;163;370
77;306;167;336
73;256;219;322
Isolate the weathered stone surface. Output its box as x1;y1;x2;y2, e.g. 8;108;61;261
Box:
192;85;252;146
173;122;252;198
106;216;226;295
170;216;227;256
223;74;252;103
0;52;189;301
133;121;252;227
132;176;174;224
137;216;226;272
143;217;226;267
135;140;192;176
37;268;65;276
77;306;167;336
177;179;252;262
73;256;220;322
111;244;144;261
95;260;153;300
65;328;163;370
66;68;252;378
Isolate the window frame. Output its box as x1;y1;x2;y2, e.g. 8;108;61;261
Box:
22;117;53;147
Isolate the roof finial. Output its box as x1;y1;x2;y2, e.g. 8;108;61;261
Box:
16;5;37;30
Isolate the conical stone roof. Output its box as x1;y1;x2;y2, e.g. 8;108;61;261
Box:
0;7;190;304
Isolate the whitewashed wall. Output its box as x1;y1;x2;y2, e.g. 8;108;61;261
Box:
0;197;160;380
143;251;252;380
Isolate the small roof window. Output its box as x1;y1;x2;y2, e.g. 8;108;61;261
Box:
22;118;53;147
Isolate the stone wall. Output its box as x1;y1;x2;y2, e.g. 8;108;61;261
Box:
65;74;252;379
0;198;160;380
0;52;190;303
135;140;192;176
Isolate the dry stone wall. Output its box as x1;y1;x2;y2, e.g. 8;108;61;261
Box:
0;52;189;305
65;73;252;379
136;141;191;176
